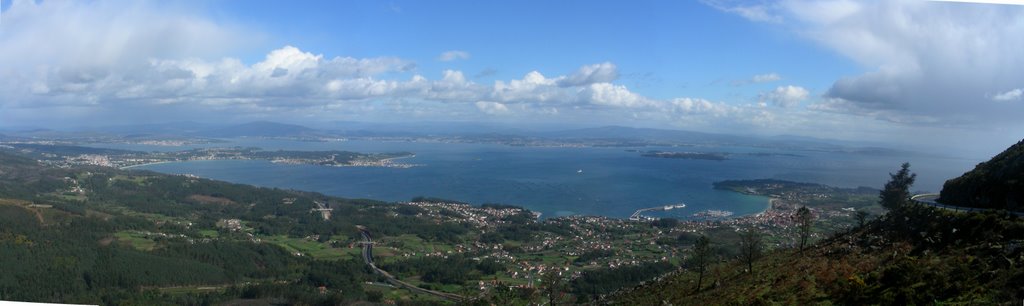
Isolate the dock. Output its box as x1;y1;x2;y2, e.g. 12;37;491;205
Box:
629;203;686;221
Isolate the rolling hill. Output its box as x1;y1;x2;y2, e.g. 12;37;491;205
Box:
939;138;1024;211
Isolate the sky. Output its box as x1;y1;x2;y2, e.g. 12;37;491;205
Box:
1;0;1023;157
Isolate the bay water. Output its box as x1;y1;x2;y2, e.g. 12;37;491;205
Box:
100;138;978;219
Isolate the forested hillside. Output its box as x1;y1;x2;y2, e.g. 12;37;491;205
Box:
940;138;1024;211
0;151;449;305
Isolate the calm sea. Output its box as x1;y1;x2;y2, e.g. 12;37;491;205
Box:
93;138;979;219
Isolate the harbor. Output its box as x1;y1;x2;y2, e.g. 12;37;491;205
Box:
629;203;687;221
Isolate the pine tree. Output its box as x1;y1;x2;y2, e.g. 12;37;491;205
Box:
855;210;869;228
692;235;712;292
795;206;813;254
880;163;917;210
542;270;567;305
738;227;764;274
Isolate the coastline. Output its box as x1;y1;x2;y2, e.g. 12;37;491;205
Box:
120;160;174;170
755;197;776;216
123;154;418;170
380;154;416;162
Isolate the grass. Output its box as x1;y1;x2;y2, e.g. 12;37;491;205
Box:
0;198;31;206
96;204;192;225
114;231;158;251
490;272;530;287
52;193;87;201
383;234;455;254
111;174;150;185
158;285;226;295
365;283;449;303
370;234;461;264
263;235;347;260
198;229;220;238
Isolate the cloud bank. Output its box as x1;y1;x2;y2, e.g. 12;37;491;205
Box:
713;0;1024;126
761;85;809;108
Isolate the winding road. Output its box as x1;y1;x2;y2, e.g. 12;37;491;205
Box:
356;226;465;302
911;194;1024;217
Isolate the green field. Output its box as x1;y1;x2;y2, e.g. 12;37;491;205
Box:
198;229;220;238
263;235;350;260
158;285;227;296
97;204;192;225
114;231;158;251
381;234;456;254
110;174;150;185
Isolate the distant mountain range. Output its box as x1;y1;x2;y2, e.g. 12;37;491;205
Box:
81;121;218;136
197;121;319;138
0;120;916;155
538;125;747;143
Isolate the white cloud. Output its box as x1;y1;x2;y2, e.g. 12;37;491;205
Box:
426;70;488;101
2;32;676;120
993;88;1023;101
438;50;471;61
782;0;860;25
760;85;809;108
668;98;733;115
702;0;784;23
475;101;510;114
792;0;1024;124
491;71;566;104
557;62;619;87
807;97;942;125
752;73;782;83
709;0;1024;126
0;0;247;69
583;83;651;108
733;72;782;86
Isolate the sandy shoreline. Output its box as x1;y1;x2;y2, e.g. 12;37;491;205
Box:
758;198;777;216
380;154;416;162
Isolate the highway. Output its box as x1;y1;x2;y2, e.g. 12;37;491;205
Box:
910;194;1024;217
356;226;465;302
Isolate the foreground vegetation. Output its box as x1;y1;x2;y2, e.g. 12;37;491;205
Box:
609;204;1024;304
612;142;1024;304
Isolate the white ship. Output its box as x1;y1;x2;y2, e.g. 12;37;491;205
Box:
663;203;686;210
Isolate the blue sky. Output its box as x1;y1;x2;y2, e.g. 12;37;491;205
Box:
1;0;1023;156
207;0;856;101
